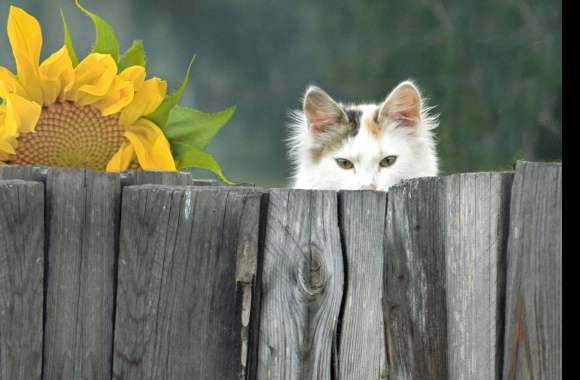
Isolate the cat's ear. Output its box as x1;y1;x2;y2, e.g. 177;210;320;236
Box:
303;86;347;134
378;81;422;128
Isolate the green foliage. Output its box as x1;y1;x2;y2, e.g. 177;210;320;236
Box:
141;54;235;183
126;0;558;185
118;40;146;71
172;143;233;184
59;9;78;67
0;0;562;186
162;105;235;184
164;105;236;149
75;0;120;61
147;55;196;128
292;1;562;175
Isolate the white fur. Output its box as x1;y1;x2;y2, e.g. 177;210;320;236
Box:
287;81;439;191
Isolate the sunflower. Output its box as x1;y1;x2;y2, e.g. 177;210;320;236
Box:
0;3;234;181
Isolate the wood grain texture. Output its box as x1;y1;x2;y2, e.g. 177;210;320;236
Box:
0;166;48;183
257;190;343;380
0;164;562;380
384;173;514;380
42;169;120;380
443;173;513;380
0;180;44;380
337;190;388;379
0;165;247;188
234;189;266;380
502;162;562;380
383;177;448;380
120;169;253;188
120;170;205;186
119;170;254;187
113;185;264;380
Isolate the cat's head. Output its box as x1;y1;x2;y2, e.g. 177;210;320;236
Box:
288;80;439;191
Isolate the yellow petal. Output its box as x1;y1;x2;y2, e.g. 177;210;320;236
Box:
0;140;16;156
7;6;43;104
0;105;14;154
119;77;167;126
0;151;11;162
65;53;117;106
0;105;17;155
119;66;146;90
0;104;10;133
0;66;27;99
106;142;135;172
39;46;75;105
0;137;16;155
123;118;176;171
4;93;41;134
94;76;134;116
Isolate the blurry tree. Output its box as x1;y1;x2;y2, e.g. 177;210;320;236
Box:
294;0;561;174
158;0;561;180
0;0;561;185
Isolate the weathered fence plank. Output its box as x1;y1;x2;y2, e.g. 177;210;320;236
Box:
0;166;48;182
120;169;254;188
502;161;562;380
257;190;344;380
120;170;218;186
43;169;120;380
444;173;513;380
0;164;563;380
0;165;220;187
235;189;266;380
383;172;513;380
113;185;264;380
0;180;44;380
337;190;388;379
383;177;448;379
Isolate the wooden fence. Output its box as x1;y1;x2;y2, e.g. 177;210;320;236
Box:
0;161;561;380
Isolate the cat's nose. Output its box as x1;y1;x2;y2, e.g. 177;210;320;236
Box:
360;184;377;191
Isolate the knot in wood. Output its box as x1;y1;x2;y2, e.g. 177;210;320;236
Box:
297;246;328;298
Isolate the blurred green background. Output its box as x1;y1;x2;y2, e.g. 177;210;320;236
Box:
0;0;561;187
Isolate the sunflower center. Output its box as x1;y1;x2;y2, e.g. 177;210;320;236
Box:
9;101;124;171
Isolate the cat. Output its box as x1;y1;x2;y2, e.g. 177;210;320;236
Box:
287;80;439;191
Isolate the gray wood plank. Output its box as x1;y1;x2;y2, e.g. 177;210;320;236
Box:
257;190;343;380
234;189;266;380
502;161;562;380
384;173;514;380
444;173;513;380
120;169;253;187
0;165;245;188
0;180;44;380
113;186;264;380
337;190;388;379
0;165;48;182
42;169;120;380
120;170;202;186
383;177;448;380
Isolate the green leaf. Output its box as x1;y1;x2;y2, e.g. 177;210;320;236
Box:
147;55;196;128
75;0;120;61
173;143;234;184
164;105;236;149
60;9;79;67
118;40;146;71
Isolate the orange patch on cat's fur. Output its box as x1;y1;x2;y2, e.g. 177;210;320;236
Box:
364;117;381;138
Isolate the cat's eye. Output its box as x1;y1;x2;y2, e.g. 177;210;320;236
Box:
380;155;397;168
335;158;354;170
